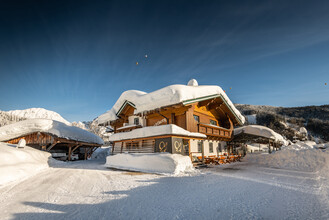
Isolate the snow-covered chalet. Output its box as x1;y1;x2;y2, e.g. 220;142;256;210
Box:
97;79;245;162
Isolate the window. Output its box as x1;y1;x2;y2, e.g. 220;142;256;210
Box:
197;141;202;153
210;119;217;126
134;117;139;125
209;142;213;153
218;143;222;153
193;115;200;123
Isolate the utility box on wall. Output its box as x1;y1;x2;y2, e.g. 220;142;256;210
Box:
155;137;189;156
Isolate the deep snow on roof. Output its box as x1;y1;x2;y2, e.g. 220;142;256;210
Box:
234;125;286;144
6;108;71;125
108;124;206;142
97;83;245;125
0;119;104;145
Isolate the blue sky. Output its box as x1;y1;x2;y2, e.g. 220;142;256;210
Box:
0;0;329;122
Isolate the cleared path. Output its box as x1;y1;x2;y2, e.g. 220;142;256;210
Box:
0;160;328;220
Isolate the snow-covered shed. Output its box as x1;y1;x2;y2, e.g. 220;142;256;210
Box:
0;119;104;160
230;125;287;153
97;79;245;162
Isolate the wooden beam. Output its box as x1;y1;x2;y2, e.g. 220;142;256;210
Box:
71;145;81;154
47;141;59;151
157;112;169;124
55;137;102;147
171;113;175;124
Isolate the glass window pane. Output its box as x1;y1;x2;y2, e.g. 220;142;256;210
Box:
193;115;200;123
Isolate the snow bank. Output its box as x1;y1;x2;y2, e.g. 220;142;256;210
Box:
108;124;206;142
0;142;51;186
105;153;196;175
245;142;329;172
234;125;287;144
97;82;245;125
92;146;112;160
7;108;71;125
0;119;104;145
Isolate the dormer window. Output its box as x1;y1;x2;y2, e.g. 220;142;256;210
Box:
134;117;140;125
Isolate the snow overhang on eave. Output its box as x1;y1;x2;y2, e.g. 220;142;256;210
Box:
110;133;206;143
182;94;244;126
116;100;136;117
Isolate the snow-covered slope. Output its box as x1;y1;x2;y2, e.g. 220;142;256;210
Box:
235;104;329;142
0;142;51;186
0;119;104;145
6;108;70;125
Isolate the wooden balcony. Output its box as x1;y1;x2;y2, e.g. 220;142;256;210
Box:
197;123;232;140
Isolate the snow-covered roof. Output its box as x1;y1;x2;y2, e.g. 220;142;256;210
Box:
117;124;141;131
0;119;104;145
6;108;71;125
97;81;245;125
108;124;206;142
234;125;287;144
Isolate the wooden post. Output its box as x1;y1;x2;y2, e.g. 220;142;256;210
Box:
68;146;72;161
84;147;93;160
201;140;204;163
84;148;88;160
188;139;191;160
112;142;115;154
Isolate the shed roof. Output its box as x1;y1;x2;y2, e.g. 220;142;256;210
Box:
0;119;104;145
233;125;287;145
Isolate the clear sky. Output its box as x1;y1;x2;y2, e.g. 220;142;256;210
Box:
0;0;328;122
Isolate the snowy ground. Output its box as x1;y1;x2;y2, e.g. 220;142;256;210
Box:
1;152;328;219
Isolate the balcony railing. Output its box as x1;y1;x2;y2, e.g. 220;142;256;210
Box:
197;123;232;139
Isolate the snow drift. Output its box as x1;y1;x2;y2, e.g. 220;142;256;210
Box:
105;153;196;175
245;142;329;172
0;142;51;186
0;119;104;145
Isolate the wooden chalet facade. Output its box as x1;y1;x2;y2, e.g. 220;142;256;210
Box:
98;80;245;163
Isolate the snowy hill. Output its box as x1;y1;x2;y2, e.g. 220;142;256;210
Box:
235;104;329;142
1;108;70;126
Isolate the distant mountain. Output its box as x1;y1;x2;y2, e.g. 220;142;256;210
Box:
235;104;329;142
0;108;71;126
